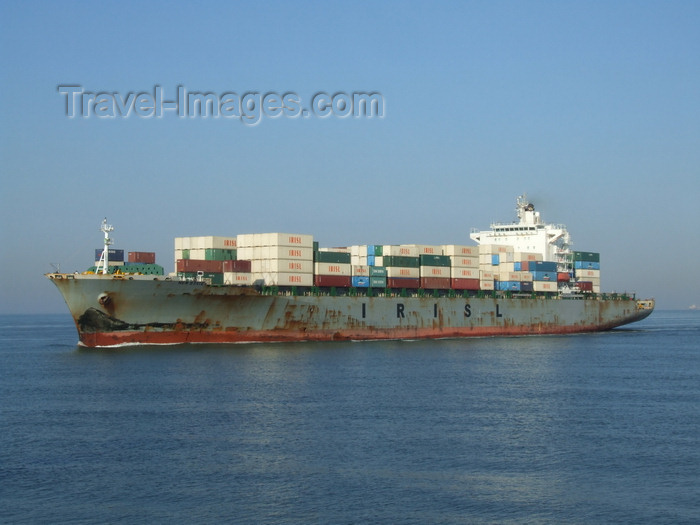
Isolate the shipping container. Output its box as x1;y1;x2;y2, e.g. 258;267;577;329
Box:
573;251;600;262
420;265;451;278
314;275;352;288
520;281;534;292
351;276;370;288
419;254;451;267
369;266;387;277
533;281;558;292
420;277;451;289
370;276;387;288
450;256;479;268
253;272;314;287
576;281;594;292
496;281;521;292
451;278;480;290
128;251;156;264
352;265;370;276
95;249;125;262
529;261;557;272
385;266;420;279
223;272;252;285
451;268;479;279
407;244;443;255
314;262;352;276
383;245;419;257
176;259;224;273
383;255;420;268
315;251;352;264
531;271;557;282
386;277;420;289
251;259;313;274
237;233;314;248
575;269;601;279
574;261;601;270
222;259;252;273
368;245;383;256
442;245;478;257
479;280;495;291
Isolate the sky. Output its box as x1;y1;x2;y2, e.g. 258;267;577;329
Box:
1;0;698;313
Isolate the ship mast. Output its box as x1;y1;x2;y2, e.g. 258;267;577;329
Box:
96;218;114;275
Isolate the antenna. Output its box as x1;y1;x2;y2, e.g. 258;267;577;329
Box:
96;218;114;275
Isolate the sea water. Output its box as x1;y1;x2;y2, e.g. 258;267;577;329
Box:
1;311;698;524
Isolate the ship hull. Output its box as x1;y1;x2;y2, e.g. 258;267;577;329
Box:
48;274;654;347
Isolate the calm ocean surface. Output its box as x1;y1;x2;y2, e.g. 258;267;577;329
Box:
1;311;698;524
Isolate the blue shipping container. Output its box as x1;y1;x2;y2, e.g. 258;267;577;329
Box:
95;249;124;262
514;262;521;271
496;281;521;291
532;271;556;281
574;261;600;270
367;254;375;266
492;254;500;266
530;261;557;272
352;276;370;288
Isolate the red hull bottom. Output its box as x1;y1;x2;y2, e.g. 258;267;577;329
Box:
79;323;622;347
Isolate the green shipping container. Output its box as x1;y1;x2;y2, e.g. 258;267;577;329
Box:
315;251;351;264
205;248;237;261
370;276;387;288
383;256;420;268
573;251;600;262
369;266;387;277
419;254;451;267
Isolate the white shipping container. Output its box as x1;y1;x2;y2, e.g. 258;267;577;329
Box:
442;245;478;257
386;266;420;278
352;265;370;276
451;268;479;279
351;245;368;257
406;244;442;255
576;269;601;279
419;265;451;278
252;272;314;287
237;232;313;248
223;272;252;285
514;252;542;262
261;246;314;260
383;245;419;257
319;247;351;253
252;259;314;274
314;262;352;276
374;256;384;267
450;256;479;268
480;280;495;290
480;270;495;280
534;281;558;292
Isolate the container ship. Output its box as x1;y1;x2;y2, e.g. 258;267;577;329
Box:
47;196;654;347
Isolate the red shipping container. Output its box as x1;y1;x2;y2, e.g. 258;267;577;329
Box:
520;261;529;271
451;278;480;290
576;281;594;291
557;272;571;282
386;277;420;289
222;259;252;272
176;259;224;273
420;277;451;289
314;275;351;287
128;251;156;264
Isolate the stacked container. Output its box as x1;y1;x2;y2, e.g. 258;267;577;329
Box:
573;251;601;293
238;233;314;287
383;245;420;288
314;248;352;287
